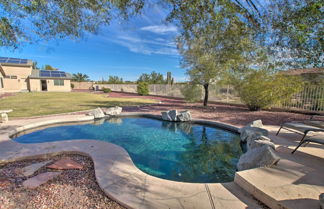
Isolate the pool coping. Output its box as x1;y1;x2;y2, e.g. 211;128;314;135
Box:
8;112;240;139
0;113;252;209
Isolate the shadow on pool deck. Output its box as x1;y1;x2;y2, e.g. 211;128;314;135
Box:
233;126;324;209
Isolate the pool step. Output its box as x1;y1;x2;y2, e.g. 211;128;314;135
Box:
234;159;324;209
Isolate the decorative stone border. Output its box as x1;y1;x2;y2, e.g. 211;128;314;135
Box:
119;112;240;133
0;113;251;209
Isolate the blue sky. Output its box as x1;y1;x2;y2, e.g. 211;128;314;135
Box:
0;4;187;82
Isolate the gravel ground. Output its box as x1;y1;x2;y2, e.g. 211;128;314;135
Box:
108;92;313;127
0;154;125;209
0;155;269;209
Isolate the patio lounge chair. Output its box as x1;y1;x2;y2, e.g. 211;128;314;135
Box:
291;130;324;154
276;115;324;137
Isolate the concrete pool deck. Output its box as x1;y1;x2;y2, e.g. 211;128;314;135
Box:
0;113;323;209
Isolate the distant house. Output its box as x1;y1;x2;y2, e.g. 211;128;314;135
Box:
281;68;324;85
0;57;72;92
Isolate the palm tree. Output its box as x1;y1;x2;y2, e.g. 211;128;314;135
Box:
72;73;89;82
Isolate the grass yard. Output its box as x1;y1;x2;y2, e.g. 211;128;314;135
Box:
0;92;158;118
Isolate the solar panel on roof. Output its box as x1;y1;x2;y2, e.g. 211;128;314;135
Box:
0;58;8;63
0;57;28;64
9;60;21;63
39;70;67;78
40;71;51;77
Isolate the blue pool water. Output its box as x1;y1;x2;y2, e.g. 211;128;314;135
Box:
13;117;243;183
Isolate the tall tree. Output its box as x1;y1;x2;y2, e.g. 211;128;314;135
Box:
266;0;323;68
137;71;165;84
173;0;257;106
150;71;165;84
72;73;89;82
42;65;57;71
0;0;144;48
32;61;39;69
168;0;323;68
137;73;151;83
107;76;124;84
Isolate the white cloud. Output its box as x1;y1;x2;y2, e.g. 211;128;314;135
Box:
140;25;178;34
115;39;178;56
100;33;179;56
118;35;174;47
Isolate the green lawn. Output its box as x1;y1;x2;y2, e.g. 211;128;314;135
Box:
0;92;158;118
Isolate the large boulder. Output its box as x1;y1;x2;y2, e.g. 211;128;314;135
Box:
177;110;192;122
169;110;178;121
161;110;192;122
162;111;172;121
248;137;276;150
88;108;105;119
237;119;280;171
239;120;263;133
237;144;280;171
240;127;269;143
104;106;122;116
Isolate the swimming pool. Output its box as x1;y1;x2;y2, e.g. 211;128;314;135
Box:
13;117;243;183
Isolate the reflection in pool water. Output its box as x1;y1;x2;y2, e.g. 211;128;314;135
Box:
14;117;243;183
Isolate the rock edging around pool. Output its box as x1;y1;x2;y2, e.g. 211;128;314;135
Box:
0;113;254;209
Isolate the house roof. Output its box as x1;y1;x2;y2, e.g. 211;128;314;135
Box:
0;65;5;76
0;57;33;66
29;69;72;80
282;68;324;75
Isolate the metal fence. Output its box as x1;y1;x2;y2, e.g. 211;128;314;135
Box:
211;84;324;112
96;83;324;113
275;85;324;112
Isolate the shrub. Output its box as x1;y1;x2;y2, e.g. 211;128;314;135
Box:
137;82;149;96
180;83;202;103
70;83;74;89
236;70;303;111
102;87;112;93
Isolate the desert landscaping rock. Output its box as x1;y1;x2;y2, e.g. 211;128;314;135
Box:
0;155;125;209
47;158;83;170
88;107;105;119
104;106;122;115
246;135;275;150
239;120;264;136
177;110;192;121
17;160;53;177
240;127;269;142
248;139;276;150
241;120;264;130
237;120;280;171
237;145;280;171
161;111;172;121
169;109;178;121
23;172;62;189
161;109;192;122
